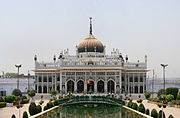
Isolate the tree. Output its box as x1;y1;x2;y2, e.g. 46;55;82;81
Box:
28;102;37;116
28;90;36;101
158;89;165;97
144;91;151;99
23;111;28;118
158;110;165;118
11;114;16;118
12;89;22;97
166;87;179;99
51;89;58;96
151;109;158;118
138;104;145;113
5;72;18;77
36;105;42;113
145;109;150;115
166;94;174;102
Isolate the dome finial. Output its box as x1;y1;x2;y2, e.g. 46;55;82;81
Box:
89;17;92;35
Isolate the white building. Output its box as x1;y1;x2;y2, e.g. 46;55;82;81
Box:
0;76;35;96
34;18;148;94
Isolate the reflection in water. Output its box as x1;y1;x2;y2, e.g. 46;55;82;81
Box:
42;105;145;118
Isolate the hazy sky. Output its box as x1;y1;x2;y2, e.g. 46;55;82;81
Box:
0;0;180;78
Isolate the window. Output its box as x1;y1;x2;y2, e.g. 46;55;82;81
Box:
43;76;47;82
140;77;143;82
49;76;52;82
130;77;133;82
38;77;42;82
135;76;138;82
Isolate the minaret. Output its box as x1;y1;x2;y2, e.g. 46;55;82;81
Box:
89;17;93;35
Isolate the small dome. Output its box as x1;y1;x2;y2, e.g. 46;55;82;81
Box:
77;34;104;53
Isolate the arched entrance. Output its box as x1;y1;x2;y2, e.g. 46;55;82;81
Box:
140;86;143;93
77;80;84;93
135;86;138;93
38;86;42;93
43;86;47;93
107;80;115;93
87;80;94;93
97;80;104;93
67;80;74;93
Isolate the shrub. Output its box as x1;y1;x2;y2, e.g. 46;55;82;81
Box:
145;109;150;115
23;111;28;118
36;105;42;113
166;94;174;102
158;110;165;118
175;100;180;105
168;115;174;118
5;95;16;103
144;91;151;99
47;101;53;109
138;104;145;113
12;89;22;97
132;103;138;110
0;97;4;102
28;102;37;116
127;102;133;108
28;90;36;100
11;114;16;118
22;95;27;99
176;94;180;100
43;106;48;111
158;89;165;97
151;109;158;118
166;87;179;99
159;95;166;101
20;99;29;104
0;102;6;108
54;100;60;106
137;99;143;103
153;97;161;102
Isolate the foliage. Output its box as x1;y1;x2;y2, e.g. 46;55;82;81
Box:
23;111;28;118
144;91;151;99
127;102;133;108
36;105;42;114
158;110;165;118
28;90;36;98
159;95;166;102
20;99;29;104
151;109;158;118
11;114;16;118
50;89;58;96
132;103;138;110
12;89;22;97
54;100;60;106
28;102;37;116
145;109;150;115
166;87;179;99
47;101;54;109
168;115;174;118
176;94;180;100
0;97;4;102
166;94;174;102
0;102;6;108
5;95;16;103
158;89;165;97
137;99;143;103
5;72;18;77
175;100;180;105
138;103;145;113
22;95;27;99
43;106;48;111
157;103;162;108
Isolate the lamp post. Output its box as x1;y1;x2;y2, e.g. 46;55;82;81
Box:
160;64;168;92
15;64;22;89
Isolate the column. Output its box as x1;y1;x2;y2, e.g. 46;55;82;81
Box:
94;81;97;93
74;72;77;92
85;72;87;92
42;75;44;93
119;71;121;94
104;72;107;93
37;75;39;93
47;74;49;93
55;72;57;91
60;72;62;93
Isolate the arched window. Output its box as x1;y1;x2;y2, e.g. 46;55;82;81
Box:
77;80;84;93
107;80;115;93
67;80;74;93
97;80;104;93
135;86;138;93
140;86;143;93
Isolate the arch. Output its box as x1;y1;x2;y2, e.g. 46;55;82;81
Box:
87;80;94;93
107;80;115;93
140;86;143;93
135;86;138;93
67;80;74;93
77;80;84;93
38;86;42;93
97;80;104;93
43;86;47;93
57;85;60;92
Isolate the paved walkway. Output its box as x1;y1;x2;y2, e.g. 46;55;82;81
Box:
0;100;49;118
133;100;180;118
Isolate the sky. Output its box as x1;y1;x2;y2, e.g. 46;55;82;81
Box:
0;0;180;78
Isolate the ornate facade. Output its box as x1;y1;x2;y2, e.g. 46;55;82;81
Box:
34;18;148;94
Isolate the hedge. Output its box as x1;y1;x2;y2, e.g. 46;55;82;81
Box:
166;87;179;99
21;99;29;104
158;110;165;118
132;103;138;110
23;111;28;118
151;109;158;118
0;102;6;108
36;105;42;114
145;109;150;115
138;104;145;113
5;95;16;103
29;102;37;116
0;97;4;102
11;114;16;118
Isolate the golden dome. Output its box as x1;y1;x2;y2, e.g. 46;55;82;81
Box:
77;34;104;53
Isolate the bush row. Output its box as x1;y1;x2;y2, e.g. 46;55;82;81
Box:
0;102;6;108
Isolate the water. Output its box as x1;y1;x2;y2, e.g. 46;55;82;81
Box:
40;106;146;118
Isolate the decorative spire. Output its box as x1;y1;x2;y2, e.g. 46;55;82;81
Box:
89;17;92;35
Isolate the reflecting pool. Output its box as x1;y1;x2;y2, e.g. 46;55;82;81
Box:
39;105;146;118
